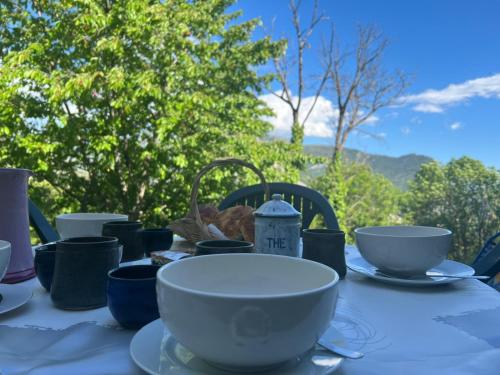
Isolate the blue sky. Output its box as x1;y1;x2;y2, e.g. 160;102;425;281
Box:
231;0;500;168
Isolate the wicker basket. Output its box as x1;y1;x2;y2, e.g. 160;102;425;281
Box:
168;158;269;244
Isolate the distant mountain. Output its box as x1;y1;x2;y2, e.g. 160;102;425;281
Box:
303;145;434;190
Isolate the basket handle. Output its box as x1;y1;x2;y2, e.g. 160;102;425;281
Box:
189;158;269;228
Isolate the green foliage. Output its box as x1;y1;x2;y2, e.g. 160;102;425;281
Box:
403;157;500;263
0;0;300;226
290;121;304;147
311;156;402;242
312;159;348;233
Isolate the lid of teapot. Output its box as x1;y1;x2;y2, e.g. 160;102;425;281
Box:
254;193;301;218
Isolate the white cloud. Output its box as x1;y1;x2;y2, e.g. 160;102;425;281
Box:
17;83;43;101
364;114;380;125
63;101;78;115
410;116;422;124
402;73;500;113
260;93;337;138
413;103;444;113
260;92;378;139
449;122;463;131
401;126;411;135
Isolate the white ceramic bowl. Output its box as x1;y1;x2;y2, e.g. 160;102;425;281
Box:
355;226;452;276
0;240;12;281
156;253;339;370
56;213;128;239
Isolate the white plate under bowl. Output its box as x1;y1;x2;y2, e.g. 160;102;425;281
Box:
347;256;475;286
0;283;33;314
130;319;344;375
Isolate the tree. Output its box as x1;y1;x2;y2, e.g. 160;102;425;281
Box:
0;0;298;226
271;0;330;146
403;157;500;263
271;2;408;158
325;25;408;160
312;157;402;241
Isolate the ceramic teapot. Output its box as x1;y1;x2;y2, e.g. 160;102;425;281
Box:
254;193;301;257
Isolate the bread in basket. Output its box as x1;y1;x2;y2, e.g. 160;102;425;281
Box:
168;158;269;244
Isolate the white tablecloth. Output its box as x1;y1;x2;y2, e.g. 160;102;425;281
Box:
1;247;499;375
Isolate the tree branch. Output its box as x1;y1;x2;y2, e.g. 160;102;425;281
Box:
323;24;409;159
269;0;328;144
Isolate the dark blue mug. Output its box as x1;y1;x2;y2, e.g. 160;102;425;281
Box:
51;236;120;310
139;228;173;256
107;265;160;329
34;242;57;291
195;240;254;256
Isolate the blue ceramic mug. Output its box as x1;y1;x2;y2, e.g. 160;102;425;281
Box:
107;265;160;329
195;240;254;256
34;242;57;291
138;228;173;257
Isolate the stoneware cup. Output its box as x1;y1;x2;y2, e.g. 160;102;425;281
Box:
0;240;12;282
102;221;144;262
139;228;173;257
195;240;254;256
34;242;57;291
50;236;119;310
56;213;128;239
302;229;347;279
107;265;160;329
157;253;339;370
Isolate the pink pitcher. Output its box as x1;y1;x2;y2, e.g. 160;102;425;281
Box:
0;168;35;283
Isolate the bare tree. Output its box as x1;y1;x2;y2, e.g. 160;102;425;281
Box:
272;3;408;155
326;25;409;160
272;0;330;146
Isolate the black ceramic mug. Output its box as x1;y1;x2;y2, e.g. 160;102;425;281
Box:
50;236;120;310
102;221;143;262
34;242;57;292
139;228;173;257
195;240;254;256
302;229;347;279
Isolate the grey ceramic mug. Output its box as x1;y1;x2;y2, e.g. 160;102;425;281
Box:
195;240;254;256
102;221;143;262
302;229;347;279
50;236;120;310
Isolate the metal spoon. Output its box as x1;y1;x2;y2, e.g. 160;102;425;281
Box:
317;337;364;359
375;270;489;280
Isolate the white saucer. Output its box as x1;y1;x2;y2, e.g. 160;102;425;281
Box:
130;319;344;375
347;256;475;286
0;283;33;314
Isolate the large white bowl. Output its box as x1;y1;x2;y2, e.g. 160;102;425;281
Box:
56;213;128;239
156;253;339;370
355;226;452;276
0;240;12;281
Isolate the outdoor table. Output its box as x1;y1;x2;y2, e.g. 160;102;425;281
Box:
1;246;499;375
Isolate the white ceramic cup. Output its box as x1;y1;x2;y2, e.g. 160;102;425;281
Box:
0;240;12;281
355;225;452;276
156;253;339;370
55;213;128;239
